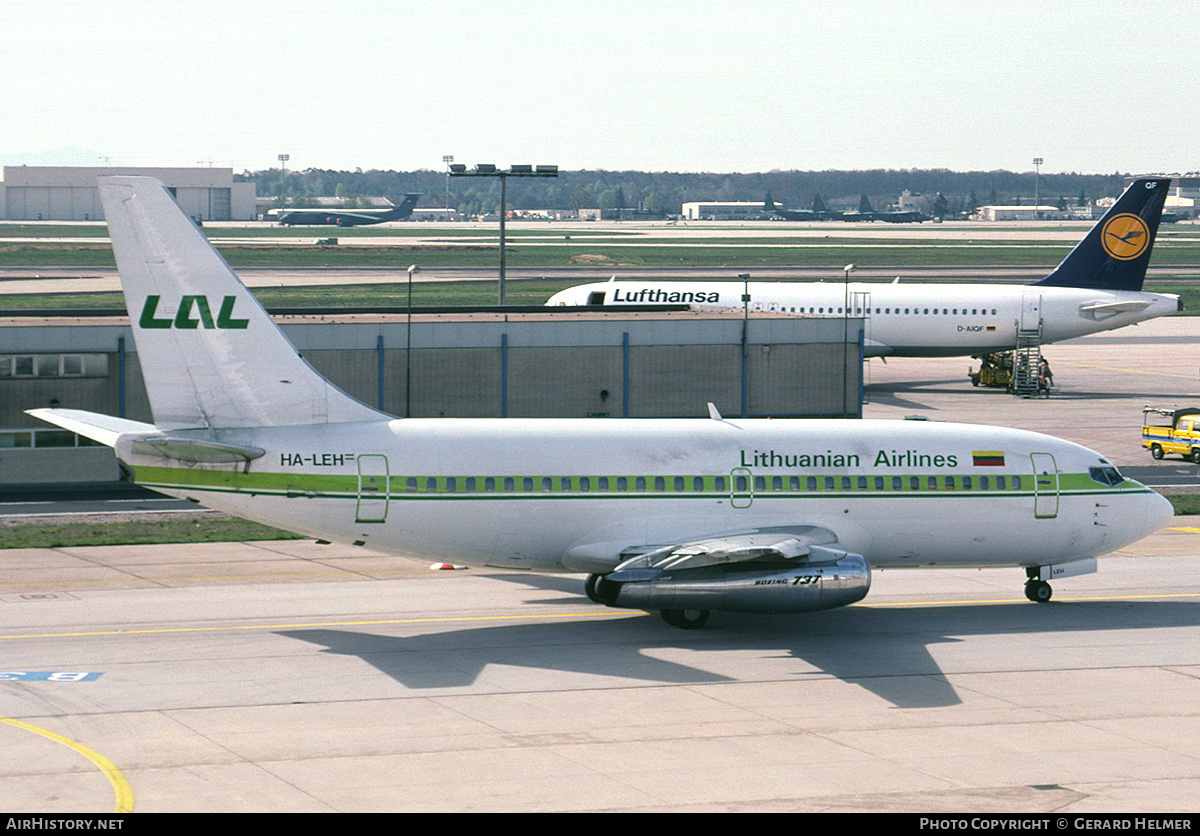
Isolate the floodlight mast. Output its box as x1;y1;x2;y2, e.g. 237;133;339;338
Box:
449;164;559;304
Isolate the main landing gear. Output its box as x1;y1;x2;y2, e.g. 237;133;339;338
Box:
660;608;709;629
1024;568;1052;603
585;573;712;629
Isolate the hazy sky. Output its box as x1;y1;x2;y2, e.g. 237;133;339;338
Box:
5;0;1194;175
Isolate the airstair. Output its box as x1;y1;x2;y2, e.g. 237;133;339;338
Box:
1011;292;1046;397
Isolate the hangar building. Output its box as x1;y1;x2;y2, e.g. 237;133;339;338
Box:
0;166;257;222
0;310;865;485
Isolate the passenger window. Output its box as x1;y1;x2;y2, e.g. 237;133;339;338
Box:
561;477;572;491
598;477;609;491
736;475;748;491
754;476;766;491
979;476;989;490
523;477;534;491
617;477;628;491
446;477;457;492
842;476;852;490
693;476;704;491
579;476;590;491
674;476;684;491
945;476;955;489
892;476;902;490
772;476;783;491
824;476;835;490
807;476;817;490
426;477;437;492
962;476;972;490
635;477;646;491
789;476;800;490
504;477;515;492
875;476;884;490
996;476;1006;489
406;477;418;492
910;476;920;490
485;477;496;492
714;476;725;491
857;476;868;489
927;476;938;489
655;476;666;491
1011;475;1021;489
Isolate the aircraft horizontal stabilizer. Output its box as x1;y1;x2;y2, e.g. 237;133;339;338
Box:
26;408;154;447
125;436;266;464
1078;299;1154;320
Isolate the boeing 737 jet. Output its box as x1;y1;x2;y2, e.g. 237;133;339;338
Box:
276;193;421;226
552;178;1180;358
31;177;1174;628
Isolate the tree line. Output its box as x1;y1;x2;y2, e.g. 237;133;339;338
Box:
242;167;1138;217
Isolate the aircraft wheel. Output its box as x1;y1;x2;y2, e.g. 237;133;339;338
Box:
584;574;603;603
1151;444;1164;460
1025;580;1052;603
663;608;709;629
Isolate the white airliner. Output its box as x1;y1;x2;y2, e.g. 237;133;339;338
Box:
30;177;1173;628
547;178;1180;358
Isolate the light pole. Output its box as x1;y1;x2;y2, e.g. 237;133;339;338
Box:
843;263;855;418
449;164;559;304
1033;157;1043;220
406;264;419;418
740;273;751;417
442;155;453;219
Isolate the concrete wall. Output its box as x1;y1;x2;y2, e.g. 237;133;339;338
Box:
0;313;864;484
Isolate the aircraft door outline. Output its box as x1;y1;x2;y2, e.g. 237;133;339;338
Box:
1030;452;1059;519
356;454;390;523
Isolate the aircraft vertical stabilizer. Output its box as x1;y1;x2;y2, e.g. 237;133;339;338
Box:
97;176;388;430
1033;177;1170;291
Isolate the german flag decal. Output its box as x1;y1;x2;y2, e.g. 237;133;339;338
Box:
973;450;1005;467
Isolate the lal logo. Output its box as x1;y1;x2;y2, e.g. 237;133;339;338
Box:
1101;213;1150;261
139;295;250;330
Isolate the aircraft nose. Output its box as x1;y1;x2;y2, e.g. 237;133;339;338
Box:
1130;486;1175;541
1144;489;1176;536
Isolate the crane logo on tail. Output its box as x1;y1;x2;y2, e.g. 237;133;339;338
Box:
1101;214;1150;261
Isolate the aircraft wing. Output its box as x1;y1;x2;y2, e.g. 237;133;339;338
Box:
615;525;843;572
567;524;843;573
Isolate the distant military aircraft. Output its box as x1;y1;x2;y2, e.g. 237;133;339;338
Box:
277;193;421;226
766;193;927;223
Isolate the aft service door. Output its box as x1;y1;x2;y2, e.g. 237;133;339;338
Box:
356;454;390;523
1031;453;1059;519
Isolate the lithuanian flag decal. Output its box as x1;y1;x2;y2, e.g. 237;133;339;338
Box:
973;450;1005;467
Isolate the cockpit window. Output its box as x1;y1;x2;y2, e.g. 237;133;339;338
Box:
1089;466;1124;487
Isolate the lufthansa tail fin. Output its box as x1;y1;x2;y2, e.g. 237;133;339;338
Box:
97;176;389;431
1032;177;1170;291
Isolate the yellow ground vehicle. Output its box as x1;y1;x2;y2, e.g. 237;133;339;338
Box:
1142;406;1200;462
969;353;1013;388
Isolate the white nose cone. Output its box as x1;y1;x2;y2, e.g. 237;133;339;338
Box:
1141;491;1176;539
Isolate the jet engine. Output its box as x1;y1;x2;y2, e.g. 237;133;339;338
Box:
590;543;871;615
